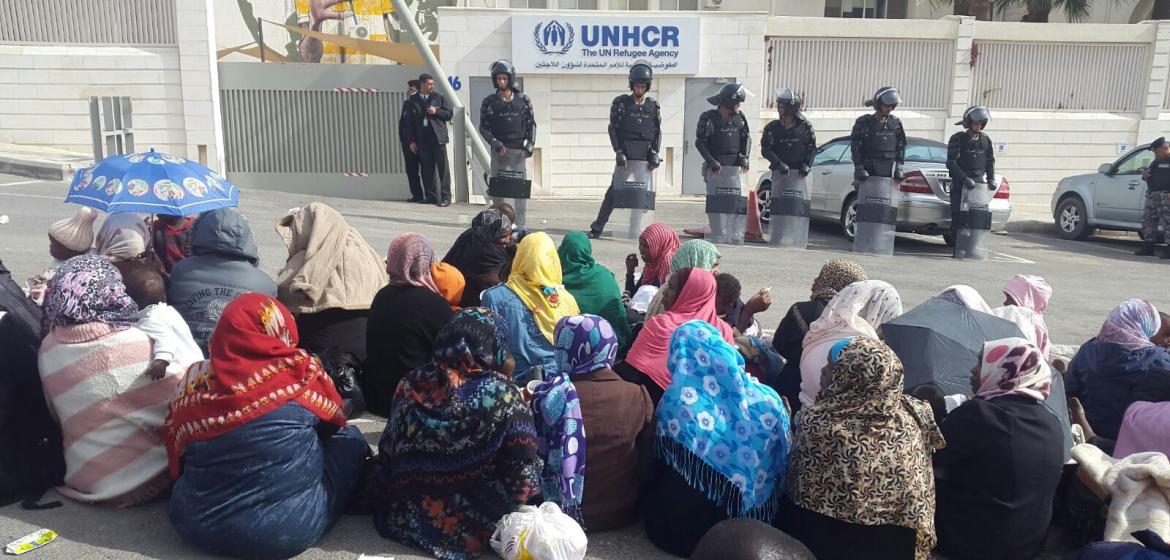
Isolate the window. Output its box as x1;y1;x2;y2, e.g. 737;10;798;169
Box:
555;0;596;7
629;0;648;8
905;143;948;164
1117;149;1154;175
511;0;547;7
660;0;699;10
824;0;908;18
813;142;848;166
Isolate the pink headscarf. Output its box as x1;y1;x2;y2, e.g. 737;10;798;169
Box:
999;275;1053;358
625;268;733;390
976;337;1052;402
638;223;681;287
1115;401;1170;459
386;233;439;294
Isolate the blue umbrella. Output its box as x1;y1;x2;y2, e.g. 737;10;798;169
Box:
65;149;239;216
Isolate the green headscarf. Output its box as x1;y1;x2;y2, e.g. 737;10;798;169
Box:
557;232;632;348
671;239;721;272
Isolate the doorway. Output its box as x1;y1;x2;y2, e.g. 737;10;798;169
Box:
682;77;735;195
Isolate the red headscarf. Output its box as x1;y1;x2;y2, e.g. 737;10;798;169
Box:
625;268;734;389
164;293;347;478
638;223;681;287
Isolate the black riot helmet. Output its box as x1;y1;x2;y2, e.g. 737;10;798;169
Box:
629;60;653;90
490;59;515;89
775;87;802;114
708;83;748;108
864;86;902;109
957;106;991;129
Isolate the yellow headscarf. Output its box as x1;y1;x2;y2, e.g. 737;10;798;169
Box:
507;232;580;343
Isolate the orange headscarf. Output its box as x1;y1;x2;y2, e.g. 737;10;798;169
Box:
431;262;466;312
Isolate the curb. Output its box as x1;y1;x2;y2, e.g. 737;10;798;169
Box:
1002;219;1055;235
0;153;91;182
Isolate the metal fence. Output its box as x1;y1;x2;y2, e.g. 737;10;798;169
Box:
0;0;177;45
763;37;954;110
969;41;1149;112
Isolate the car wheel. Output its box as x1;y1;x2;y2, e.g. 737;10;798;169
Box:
1055;196;1093;240
757;180;772;225
840;194;857;242
942;233;956;247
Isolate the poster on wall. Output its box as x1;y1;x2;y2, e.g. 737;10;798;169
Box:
511;15;700;75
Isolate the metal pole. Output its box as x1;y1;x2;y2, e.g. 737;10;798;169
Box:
258;18;266;63
453;106;470;201
387;0;490;203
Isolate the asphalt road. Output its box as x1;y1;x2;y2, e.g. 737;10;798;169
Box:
0;173;1162;559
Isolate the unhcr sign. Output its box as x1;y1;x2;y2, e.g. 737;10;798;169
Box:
512;15;700;75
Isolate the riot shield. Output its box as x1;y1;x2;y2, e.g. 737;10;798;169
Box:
852;176;898;256
953;180;994;261
610;160;656;240
767;171;810;249
705;167;746;246
488;149;531;227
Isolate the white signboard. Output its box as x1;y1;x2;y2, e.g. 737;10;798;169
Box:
511;15;700;75
1119;143;1131;155
995;142;1008;156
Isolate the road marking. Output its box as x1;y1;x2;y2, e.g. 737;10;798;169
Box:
989;251;1035;264
0;191;60;200
0;180;40;187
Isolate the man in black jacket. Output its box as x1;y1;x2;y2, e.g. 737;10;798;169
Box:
398;79;424;203
404;73;453;207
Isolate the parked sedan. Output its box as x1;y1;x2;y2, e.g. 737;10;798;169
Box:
1051;143;1153;240
756;136;1012;244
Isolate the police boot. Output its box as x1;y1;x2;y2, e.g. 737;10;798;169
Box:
1136;242;1157;256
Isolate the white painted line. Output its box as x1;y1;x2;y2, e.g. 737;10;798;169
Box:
0;180;40;187
0;191;60;200
990;251;1035;264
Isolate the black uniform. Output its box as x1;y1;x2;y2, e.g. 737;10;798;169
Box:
946;131;995;229
850;113;906;178
404;91;453;204
398;97;423;201
479;89;536;151
696;109;750;171
590;94;662;234
761;117;816;172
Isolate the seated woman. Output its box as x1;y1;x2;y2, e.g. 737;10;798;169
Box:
623;222;680;294
771;259;867;412
370;308;542;560
365;233;453;415
997;274;1053;359
643;320;792;557
781;337;944;560
1067;299;1170;445
933;338;1065;560
38;255;179;507
165;293;368;560
532;314;653;531
482;232;580;382
936;284;994;313
431;262;465;312
443;208;512;307
558;232;633;349
798;279;902;408
643;239;721;320
275;202;388;361
96;212;150;264
617;267;733;404
1115;401;1170;458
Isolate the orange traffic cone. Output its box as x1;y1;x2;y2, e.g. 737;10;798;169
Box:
746;190;765;243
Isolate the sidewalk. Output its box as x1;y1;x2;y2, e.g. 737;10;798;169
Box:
0;143;92;182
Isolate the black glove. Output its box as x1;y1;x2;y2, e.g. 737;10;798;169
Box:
707;160;722;173
647;151;661;170
736;156;750;169
523;140;534;157
616;152;627;167
964;177;977;190
775;161;790;175
799;165;810;177
491;139;504;154
854;168;869;182
893;165;906;181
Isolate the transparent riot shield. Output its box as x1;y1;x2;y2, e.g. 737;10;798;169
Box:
610;160;656;240
704;167;746;246
767;171;810;249
488;149;531;227
953;180;994;261
852;176;898;256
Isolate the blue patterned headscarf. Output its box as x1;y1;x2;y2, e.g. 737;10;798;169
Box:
655;320;792;521
554;314;619;376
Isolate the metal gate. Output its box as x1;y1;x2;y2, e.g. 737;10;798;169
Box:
219;62;425;200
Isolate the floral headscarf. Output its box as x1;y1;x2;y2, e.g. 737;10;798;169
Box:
655;320;792;522
554;314;619;377
505;232;580;343
44;254;139;329
976;337;1052;401
1097;299;1161;352
403;307;510;409
386;233;439;293
809;259;867;301
638;223;681;287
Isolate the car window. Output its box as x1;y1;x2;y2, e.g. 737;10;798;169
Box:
905;144;948;164
813;142;848;166
1116;148;1154;175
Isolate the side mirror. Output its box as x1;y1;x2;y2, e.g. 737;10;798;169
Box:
1098;163;1114;175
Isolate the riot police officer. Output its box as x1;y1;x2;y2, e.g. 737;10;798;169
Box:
851;86;906;183
589;60;662;238
479;59;536;162
761;88;815;178
947;106;995;256
697;83;751;244
1138;136;1170;257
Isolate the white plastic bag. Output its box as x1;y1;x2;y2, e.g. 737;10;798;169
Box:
490;502;588;560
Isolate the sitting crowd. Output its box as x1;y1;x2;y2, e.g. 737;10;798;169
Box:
4;202;1170;560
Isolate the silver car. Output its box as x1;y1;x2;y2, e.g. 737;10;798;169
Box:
1051;143;1153;240
756;136;1012;244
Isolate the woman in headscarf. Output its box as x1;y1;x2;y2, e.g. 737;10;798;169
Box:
995;274;1053;359
781;337;944;560
37;255;178;506
370;308;542;560
624;223;680;294
532;314;653;531
558;232;633;349
482;232;580;382
165;293;368;560
771;259;866;410
936;284;994;314
643;320;792;557
933;338;1065;560
151;214;198;274
365;233;453;415
96;212;150;263
1067;299;1170;445
617;268;734;404
274;202;388;360
430;262;466;312
442;208;513;307
1114;401;1170;458
643;239;721;320
798;279;902;407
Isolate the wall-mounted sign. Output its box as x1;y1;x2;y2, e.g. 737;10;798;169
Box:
511;15;700;75
995;142;1007;156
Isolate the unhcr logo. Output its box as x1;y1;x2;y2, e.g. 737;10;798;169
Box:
533;20;574;55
